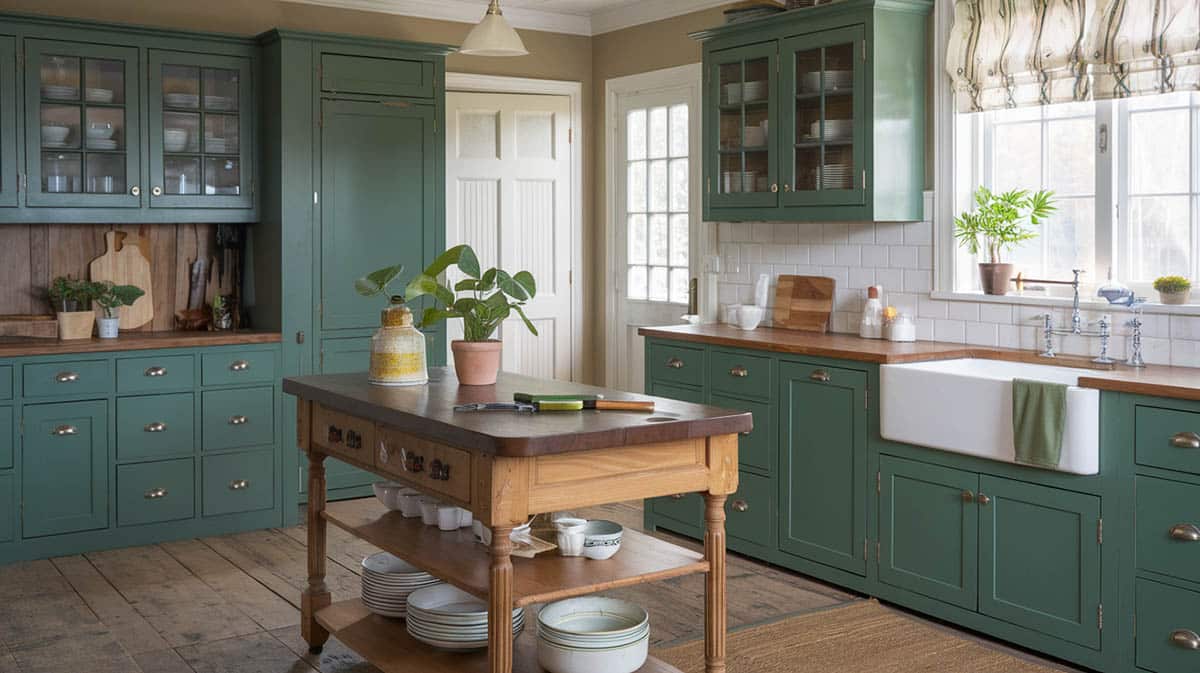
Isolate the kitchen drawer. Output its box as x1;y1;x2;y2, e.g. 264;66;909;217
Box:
651;492;702;531
1136;404;1200;476
647;342;705;388
0;365;11;400
709;349;773;401
649;381;704;404
202;387;274;451
312;403;377;467
202;449;274;517
23;359;112;399
0;472;12;542
116;393;195;462
117;458;195;527
116;355;195;394
201;350;276;387
0;406;10;469
1136;578;1200;673
320;52;434;99
709;393;770;473
376;426;471;504
727;470;770;548
1136;476;1200;584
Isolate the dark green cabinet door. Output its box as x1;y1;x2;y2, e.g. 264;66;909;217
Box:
709;392;772;474
778;360;867;575
0;35;16;207
706;41;779;211
320;99;436;331
303;336;375;494
878;455;978;610
24;40;141;208
148;50;254;209
978;476;1101;649
647;380;706;531
0;472;12;541
1136;579;1200;673
22;401;108;537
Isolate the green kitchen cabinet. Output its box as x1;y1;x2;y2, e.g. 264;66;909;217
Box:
116;458;195;527
1135;475;1200;585
320;51;435;99
202;449;274;517
778;359;868;575
0;472;12;541
709;393;772;473
727;470;773;551
0;34;16;208
201;386;274;451
0;405;11;469
1135;578;1200;673
115;354;195;394
706;41;779;210
115;392;195;462
21;400;108;538
311;335;376;494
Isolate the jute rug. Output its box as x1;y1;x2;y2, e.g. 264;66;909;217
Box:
655;599;1077;673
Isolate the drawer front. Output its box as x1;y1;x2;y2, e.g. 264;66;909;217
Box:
201;350;276;387
116;355;195;394
709;393;771;473
23;359;112;399
117;458;195;527
647;342;705;388
651;492;702;531
1137;476;1200;584
0;406;11;469
649;381;704;404
203;449;274;516
1136;404;1200;476
312;404;377;467
320;52;434;98
709;349;773;400
0;472;12;542
116;393;195;462
376;427;471;504
1136;578;1200;673
0;365;11;400
727;470;771;548
202;387;274;451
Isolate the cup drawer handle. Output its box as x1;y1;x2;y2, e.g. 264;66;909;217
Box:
51;425;77;437
810;370;831;382
229;479;250;491
669;493;685;500
731;499;749;513
229;360;251;372
665;357;685;369
144;422;168;433
1169;523;1200;542
1171;629;1200;650
55;371;79;383
144;366;168;377
1171;432;1200;449
729;366;749;378
144;487;168;500
229;415;249;426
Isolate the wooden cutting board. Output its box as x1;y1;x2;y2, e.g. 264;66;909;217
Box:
773;275;835;332
89;230;154;329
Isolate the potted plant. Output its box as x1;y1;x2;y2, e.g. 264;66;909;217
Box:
955;186;1056;295
1153;275;1192;305
404;245;537;385
49;276;97;340
92;281;145;339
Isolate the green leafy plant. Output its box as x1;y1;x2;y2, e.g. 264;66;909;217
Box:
401;245;537;342
48;276;95;312
955;187;1057;264
1153;275;1192;294
91;281;145;319
354;264;406;302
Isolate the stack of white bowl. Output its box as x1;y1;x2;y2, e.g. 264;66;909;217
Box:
536;597;650;673
359;552;439;619
406;584;525;650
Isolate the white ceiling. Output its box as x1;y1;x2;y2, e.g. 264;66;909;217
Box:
286;0;732;36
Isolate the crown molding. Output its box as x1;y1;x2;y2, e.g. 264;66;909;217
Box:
590;0;731;35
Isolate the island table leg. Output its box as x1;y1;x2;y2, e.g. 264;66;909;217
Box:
489;525;515;673
302;451;331;654
704;494;728;673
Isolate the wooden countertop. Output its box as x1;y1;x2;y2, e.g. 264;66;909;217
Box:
0;330;281;357
282;368;754;457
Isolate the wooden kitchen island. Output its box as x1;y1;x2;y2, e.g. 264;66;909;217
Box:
282;369;752;673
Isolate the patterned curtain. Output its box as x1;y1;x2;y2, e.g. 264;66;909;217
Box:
947;0;1200;112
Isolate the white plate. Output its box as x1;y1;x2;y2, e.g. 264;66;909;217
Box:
89;140;118;150
362;552;422;575
164;93;199;107
42;141;70;149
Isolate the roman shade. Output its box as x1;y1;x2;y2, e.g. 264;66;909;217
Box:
947;0;1200;112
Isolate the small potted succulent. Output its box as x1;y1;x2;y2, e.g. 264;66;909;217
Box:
48;276;97;340
955;186;1056;295
92;281;145;339
404;245;537;385
1153;276;1192;305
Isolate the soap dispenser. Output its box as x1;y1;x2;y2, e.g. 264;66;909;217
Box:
859;285;884;339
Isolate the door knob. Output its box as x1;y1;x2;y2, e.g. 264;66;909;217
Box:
669;494;685;500
729;366;749;378
770;183;779;193
977;493;992;505
1170;432;1200;449
1168;523;1200;542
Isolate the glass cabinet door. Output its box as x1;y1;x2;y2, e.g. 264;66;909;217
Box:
148;50;253;209
24;40;141;208
780;27;866;207
708;42;778;208
0;35;16;207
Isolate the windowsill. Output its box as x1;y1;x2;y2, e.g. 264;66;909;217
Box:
930;289;1200;317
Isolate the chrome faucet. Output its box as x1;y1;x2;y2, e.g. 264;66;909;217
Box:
1028;270;1114;363
1096;282;1148;368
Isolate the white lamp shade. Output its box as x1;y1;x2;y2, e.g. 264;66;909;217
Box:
459;8;528;57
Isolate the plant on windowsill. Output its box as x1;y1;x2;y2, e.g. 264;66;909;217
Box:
1153;275;1192;305
404;244;537;386
48;276;98;340
955;186;1056;295
92;281;146;339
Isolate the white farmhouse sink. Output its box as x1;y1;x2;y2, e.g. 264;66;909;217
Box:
880;359;1101;475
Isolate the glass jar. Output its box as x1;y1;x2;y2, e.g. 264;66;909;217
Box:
368;296;429;386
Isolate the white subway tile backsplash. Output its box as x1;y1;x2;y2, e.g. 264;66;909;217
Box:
786;245;811;265
741;243;763;263
997;324;1021;349
763;245;788;264
875;222;905;245
820;266;850;287
875;269;905;295
947;302;980;322
847;268;876;289
773;222;799;245
978;304;1014;324
798;224;824;244
934;319;966;343
861;245;889;267
903;221;933;245
903;269;933;293
835;245;862;266
918;298;949;320
1171;315;1200;341
888;246;919;269
916;317;935;341
918;246;934;269
965;322;998;346
823;223;849;244
1172;339;1200;368
848;223;875;244
752;222;773;243
811;245;837;265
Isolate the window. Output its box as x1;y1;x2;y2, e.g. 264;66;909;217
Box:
625;104;690;304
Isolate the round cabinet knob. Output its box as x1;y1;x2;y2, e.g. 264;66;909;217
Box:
1170;629;1200;650
666;357;684;369
1171;432;1200;449
52;425;78;437
731;499;749;513
229;415;248;426
961;490;975;503
55;371;79;383
977;493;992;505
144;487;167;500
152;186;163;196
144;366;167;377
1168;523;1200;542
144;422;167;433
229;479;250;491
130;185;141;196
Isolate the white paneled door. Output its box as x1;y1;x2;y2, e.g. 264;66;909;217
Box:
446;92;574;381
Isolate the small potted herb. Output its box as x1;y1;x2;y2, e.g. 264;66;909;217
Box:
48;276;97;340
955;187;1056;295
1153;275;1192;305
92;282;145;339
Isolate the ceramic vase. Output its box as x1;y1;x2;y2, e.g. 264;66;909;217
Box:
368;297;428;386
96;316;120;339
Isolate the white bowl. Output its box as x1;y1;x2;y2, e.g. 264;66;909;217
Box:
86;123;115;140
743;126;766;147
41;125;70;144
537;633;649;673
163;128;188;152
580;520;623;560
371;482;410;511
736;305;765;330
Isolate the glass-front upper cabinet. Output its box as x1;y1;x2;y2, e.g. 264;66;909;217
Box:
24;40;141;208
148;51;253;209
0;35;17;207
780;26;866;207
708;42;778;209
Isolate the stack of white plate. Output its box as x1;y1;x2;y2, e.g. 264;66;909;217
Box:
164;92;199;108
204;95;234;110
205;136;230;153
536;597;650;673
89;139;119;150
86;88;114;103
800;70;854;93
742;80;767;102
42;84;78;100
406;584;525;650
821;164;851;190
721;170;759;194
359;552;440;619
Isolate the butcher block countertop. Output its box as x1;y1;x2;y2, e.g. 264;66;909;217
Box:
640;323;1200;402
0;330;282;357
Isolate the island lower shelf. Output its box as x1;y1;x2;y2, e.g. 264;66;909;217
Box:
315;599;685;673
322;499;711;608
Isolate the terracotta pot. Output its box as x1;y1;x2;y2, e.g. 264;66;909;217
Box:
1159;289;1191;305
451;340;502;386
57;311;95;340
979;263;1015;296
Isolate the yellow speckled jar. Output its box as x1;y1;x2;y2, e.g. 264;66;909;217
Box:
368;297;429;386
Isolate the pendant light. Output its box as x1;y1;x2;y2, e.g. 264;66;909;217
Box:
459;0;529;57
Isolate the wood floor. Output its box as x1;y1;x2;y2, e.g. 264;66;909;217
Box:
0;500;1079;672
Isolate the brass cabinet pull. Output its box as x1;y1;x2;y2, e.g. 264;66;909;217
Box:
229;415;248;425
229;479;250;491
665;357;685;369
144;366;167;377
977;493;992;505
1171;432;1200;449
810;370;831;382
961;490;975;503
51;425;77;437
144;487;167;500
55;371;79;383
144;422;167;433
1168;523;1200;542
229;360;251;371
729;366;749;378
1170;629;1200;650
669;493;685;500
732;499;749;513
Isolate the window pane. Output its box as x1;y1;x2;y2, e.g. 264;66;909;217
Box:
1130;109;1189;194
626;109;646;161
649;214;669;265
627;160;646;212
648;266;669;301
669;158;688;212
1044;198;1095;279
669;214;689;266
993;121;1042;192
1128;196;1190;280
627;266;647;300
670;268;689;305
669;104;688;158
648;106;668;159
627;214;647;265
1046;118;1094;196
649;160;668;212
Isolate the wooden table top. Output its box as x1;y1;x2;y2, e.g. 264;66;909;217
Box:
0;330;281;357
283;369;754;457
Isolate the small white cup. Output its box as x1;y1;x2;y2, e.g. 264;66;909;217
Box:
437;504;462;531
419;497;441;526
555;518;588;557
458;508;473;528
398;491;423;518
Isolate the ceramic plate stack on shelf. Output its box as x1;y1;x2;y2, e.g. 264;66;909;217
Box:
536;597;650;673
405;584;525;650
821;164;851;190
359;552;440;619
42;84;78;100
164;92;199;108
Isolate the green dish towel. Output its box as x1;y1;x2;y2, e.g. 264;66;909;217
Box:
1012;378;1067;468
